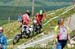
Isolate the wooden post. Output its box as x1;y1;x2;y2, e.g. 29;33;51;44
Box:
72;0;75;5
32;0;34;16
72;0;75;10
68;16;71;26
8;16;10;23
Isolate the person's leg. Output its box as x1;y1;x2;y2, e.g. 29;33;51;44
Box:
40;24;42;29
2;45;6;49
22;25;24;33
62;40;67;49
26;25;29;34
39;24;42;33
38;24;41;33
26;25;30;37
56;42;62;49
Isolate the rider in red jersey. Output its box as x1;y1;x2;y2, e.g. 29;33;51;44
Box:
35;10;46;32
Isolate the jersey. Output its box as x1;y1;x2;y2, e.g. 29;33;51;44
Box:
54;25;70;40
22;14;30;25
36;14;43;25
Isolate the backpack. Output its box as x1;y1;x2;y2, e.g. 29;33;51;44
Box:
57;26;68;40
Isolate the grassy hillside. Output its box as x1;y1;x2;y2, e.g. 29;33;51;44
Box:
0;20;8;26
2;6;67;39
2;5;75;49
0;20;15;26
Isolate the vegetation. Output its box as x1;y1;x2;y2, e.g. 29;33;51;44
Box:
0;0;72;20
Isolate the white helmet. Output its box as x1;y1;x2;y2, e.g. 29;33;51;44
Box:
0;27;3;32
33;20;37;24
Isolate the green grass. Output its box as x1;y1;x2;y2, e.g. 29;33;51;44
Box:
0;20;15;26
0;20;8;26
3;21;20;39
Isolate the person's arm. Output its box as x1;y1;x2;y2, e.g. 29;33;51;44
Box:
3;36;8;46
1;35;7;49
67;26;71;44
27;15;30;22
53;26;58;44
68;35;71;41
20;15;22;22
18;16;19;21
43;13;46;21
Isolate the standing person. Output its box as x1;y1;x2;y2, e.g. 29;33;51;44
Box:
21;10;31;34
18;13;22;23
0;27;7;49
54;18;71;49
18;13;22;28
35;10;46;33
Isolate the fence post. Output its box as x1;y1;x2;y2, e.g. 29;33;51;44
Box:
8;16;10;23
32;0;34;16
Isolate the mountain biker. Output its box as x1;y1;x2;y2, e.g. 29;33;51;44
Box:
54;18;71;49
0;27;7;49
21;10;31;34
35;10;46;32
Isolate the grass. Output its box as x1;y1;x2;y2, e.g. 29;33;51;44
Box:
0;20;15;26
3;21;20;39
0;20;8;26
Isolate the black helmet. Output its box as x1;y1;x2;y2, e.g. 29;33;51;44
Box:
58;18;61;25
58;18;64;25
26;10;31;16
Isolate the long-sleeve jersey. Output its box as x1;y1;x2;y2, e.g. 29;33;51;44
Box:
22;14;30;25
0;33;7;49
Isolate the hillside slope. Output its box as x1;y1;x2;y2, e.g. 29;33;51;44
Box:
2;5;75;49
